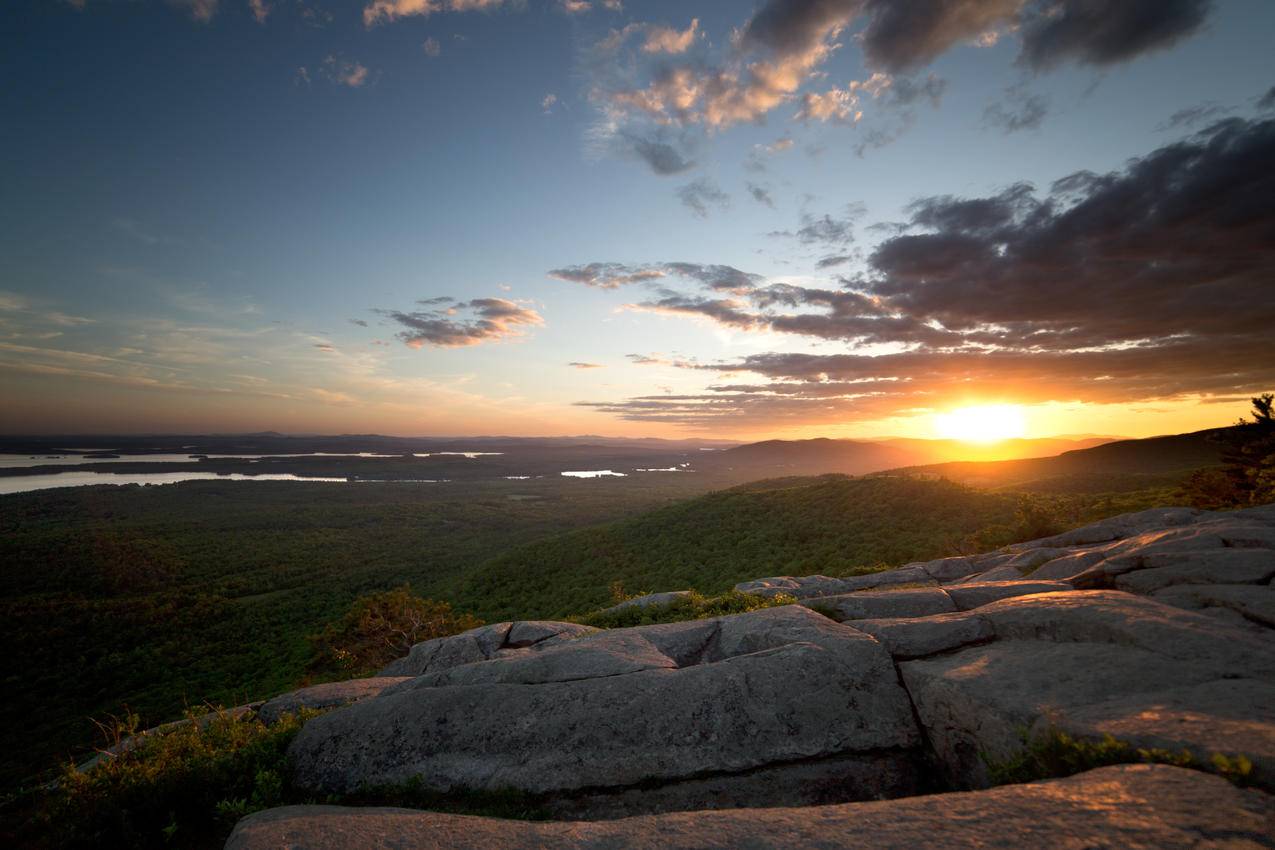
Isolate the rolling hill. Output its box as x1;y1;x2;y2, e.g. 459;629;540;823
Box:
459;476;1024;620
879;428;1224;491
694;435;1118;479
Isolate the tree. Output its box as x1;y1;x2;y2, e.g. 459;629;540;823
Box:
308;586;482;678
1182;394;1275;508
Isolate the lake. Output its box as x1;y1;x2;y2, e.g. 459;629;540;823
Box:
0;472;349;495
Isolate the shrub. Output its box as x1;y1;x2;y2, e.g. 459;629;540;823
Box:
25;706;316;849
308;586;482;678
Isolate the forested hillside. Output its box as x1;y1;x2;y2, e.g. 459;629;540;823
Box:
462;477;1025;620
0;476;703;790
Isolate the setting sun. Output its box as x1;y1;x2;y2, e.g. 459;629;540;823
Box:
934;405;1028;443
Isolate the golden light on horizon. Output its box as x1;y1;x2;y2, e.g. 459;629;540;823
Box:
933;404;1028;443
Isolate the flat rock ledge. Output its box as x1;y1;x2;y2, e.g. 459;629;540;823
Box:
737;504;1275;598
226;764;1274;850
288;605;921;816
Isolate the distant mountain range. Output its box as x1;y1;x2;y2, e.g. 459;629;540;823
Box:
877;428;1225;491
695;435;1122;478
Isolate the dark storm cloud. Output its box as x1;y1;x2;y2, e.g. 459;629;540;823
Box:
870;117;1275;348
857;0;1020;72
857;0;1212;73
570;117;1275;428
1257;86;1275;111
677;178;730;218
379;297;544;349
1017;0;1213;70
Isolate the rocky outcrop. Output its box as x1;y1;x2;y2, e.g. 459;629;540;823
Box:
226;764;1275;849
289;605;922;815
736;504;1275;595
228;503;1275;845
378;620;599;677
596;590;694;616
257;678;411;724
900;590;1275;788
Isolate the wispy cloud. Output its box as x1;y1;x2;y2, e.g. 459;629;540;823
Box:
363;0;508;28
379;297;544;348
677;178;728;218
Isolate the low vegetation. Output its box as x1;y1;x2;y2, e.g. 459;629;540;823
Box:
576;588;798;629
9;702;554;849
307;586;483;679
985;728;1255;788
14;707;316;850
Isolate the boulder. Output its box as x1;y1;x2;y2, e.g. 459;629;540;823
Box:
732;574;849;598
944;581;1072;611
257;678;411;724
913;555;977;581
900;590;1275;788
226;765;1275;850
596;590;694;616
1153;583;1275;629
801;587;955;621
383;631;678;691
733;567;936;599
836;566;935;592
289;606;921;815
1111;549;1275;594
378;621;598;677
959;565;1025;583
851;612;993;660
506;621;598;647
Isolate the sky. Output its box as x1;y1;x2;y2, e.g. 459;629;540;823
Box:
1;0;1273;440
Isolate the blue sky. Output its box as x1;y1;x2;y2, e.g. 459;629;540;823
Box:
2;0;1273;438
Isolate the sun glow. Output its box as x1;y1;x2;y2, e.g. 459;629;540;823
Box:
934;404;1028;443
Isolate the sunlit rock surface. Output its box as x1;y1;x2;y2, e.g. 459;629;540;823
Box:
230;504;1275;845
226;765;1274;850
290;606;921;814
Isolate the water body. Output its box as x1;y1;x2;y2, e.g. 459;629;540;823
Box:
0;453;203;468
0;472;348;495
561;470;628;478
0;450;491;469
412;452;504;459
